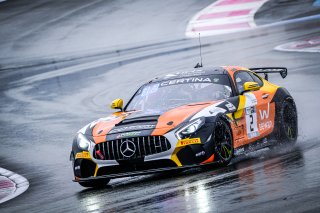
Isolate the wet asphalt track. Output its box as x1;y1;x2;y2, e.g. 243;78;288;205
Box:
1;0;320;212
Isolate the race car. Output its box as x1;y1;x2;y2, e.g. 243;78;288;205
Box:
70;66;298;188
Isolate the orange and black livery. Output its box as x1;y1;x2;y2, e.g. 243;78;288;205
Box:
70;66;298;188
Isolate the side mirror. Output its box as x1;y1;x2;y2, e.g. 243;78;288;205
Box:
243;82;261;93
111;98;123;111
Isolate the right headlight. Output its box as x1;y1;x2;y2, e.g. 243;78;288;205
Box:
76;133;91;151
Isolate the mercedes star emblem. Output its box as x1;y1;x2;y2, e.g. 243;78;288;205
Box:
120;140;136;158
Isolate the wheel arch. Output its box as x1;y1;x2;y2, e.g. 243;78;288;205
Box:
212;113;234;165
271;87;294;105
270;87;298;143
218;113;234;136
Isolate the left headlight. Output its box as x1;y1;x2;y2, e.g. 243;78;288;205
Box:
77;133;91;151
175;117;205;139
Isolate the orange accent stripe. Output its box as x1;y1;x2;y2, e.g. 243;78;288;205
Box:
200;154;215;164
151;127;175;136
93;135;107;144
91;112;130;144
92;117;123;144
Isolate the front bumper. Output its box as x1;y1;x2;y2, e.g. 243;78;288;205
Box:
71;122;217;180
73;160;217;183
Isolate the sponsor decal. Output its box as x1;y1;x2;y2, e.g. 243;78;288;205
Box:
177;138;201;147
259;103;270;120
116;131;141;138
208;106;226;116
245;106;259;139
195;151;206;157
109;125;156;134
225;101;236;111
234;147;245;155
75;151;91;159
160;77;212;87
208;107;225;115
163;70;206;79
191;102;225;119
259;121;273;131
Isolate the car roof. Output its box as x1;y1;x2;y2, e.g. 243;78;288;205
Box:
149;66;229;83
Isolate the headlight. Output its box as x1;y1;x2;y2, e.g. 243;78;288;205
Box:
77;133;91;151
175;117;205;139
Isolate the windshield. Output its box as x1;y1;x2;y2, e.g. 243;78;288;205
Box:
125;74;232;112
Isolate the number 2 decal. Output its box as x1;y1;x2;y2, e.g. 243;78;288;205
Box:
245;106;260;139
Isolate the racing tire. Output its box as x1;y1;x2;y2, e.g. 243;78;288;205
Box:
214;118;234;166
78;179;110;188
274;98;298;145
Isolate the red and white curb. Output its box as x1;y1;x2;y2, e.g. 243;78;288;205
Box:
275;36;320;53
0;168;29;204
186;0;269;37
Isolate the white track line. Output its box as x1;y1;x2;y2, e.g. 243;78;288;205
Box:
0;167;29;204
186;0;269;37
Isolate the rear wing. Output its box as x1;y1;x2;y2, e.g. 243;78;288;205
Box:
249;67;287;81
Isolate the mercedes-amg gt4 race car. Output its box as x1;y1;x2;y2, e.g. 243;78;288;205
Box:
70;66;298;188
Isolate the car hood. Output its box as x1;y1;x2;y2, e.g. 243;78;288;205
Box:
79;101;219;143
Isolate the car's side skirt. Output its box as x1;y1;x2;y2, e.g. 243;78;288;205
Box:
234;136;276;155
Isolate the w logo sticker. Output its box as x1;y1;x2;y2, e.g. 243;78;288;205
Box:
259;103;270;120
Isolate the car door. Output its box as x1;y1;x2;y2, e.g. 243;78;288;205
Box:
232;71;266;147
248;72;275;139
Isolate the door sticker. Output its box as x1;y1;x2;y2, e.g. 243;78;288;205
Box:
245;106;259;139
259;103;270;120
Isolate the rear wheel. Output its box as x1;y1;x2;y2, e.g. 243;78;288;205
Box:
275;98;298;144
78;178;110;188
214;118;234;166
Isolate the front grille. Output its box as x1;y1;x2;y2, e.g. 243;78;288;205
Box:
93;136;171;160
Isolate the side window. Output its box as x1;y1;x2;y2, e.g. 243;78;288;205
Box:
234;71;254;94
248;72;263;87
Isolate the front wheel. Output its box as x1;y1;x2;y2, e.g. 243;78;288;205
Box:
214;118;234;166
78;178;110;188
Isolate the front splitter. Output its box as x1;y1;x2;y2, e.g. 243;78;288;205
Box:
73;161;218;183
